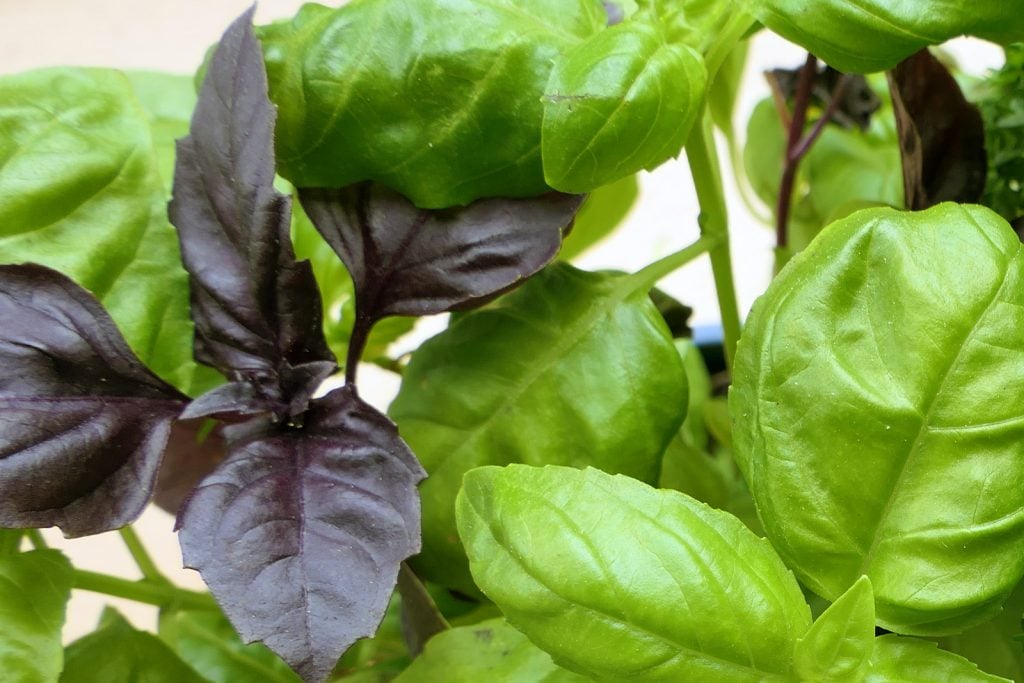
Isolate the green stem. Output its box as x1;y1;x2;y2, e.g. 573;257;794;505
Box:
685;113;742;370
25;529;48;550
704;11;756;81
628;236;718;291
73;569;216;611
118;526;168;584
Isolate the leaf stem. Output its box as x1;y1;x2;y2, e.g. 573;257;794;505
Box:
118;526;168;584
704;12;756;80
72;569;216;611
25;529;48;550
628;236;718;291
774;55;852;264
685;113;742;369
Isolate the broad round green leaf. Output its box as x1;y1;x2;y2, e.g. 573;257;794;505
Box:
794;576;875;682
457;465;812;681
62;609;206;683
260;0;605;208
0;549;72;683
394;618;586;682
749;0;1024;73
732;203;1024;635
542;22;706;192
866;635;1010;682
390;263;687;593
159;609;301;683
0;68;212;394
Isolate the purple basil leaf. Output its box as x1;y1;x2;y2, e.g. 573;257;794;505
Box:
298;183;582;375
888;49;987;210
169;7;335;418
177;385;425;683
0;264;187;536
152;420;226;516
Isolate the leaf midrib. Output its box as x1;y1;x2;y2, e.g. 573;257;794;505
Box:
854;253;1016;579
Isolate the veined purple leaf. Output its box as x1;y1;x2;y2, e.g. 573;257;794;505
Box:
177;385;425;683
169;7;334;419
299;184;583;319
0;264;187;536
298;183;582;376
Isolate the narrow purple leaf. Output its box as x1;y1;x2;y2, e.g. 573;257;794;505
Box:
169;7;335;418
177;386;425;683
152;420;226;516
0;264;187;536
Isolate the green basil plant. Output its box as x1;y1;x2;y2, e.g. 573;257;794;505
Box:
0;0;1023;681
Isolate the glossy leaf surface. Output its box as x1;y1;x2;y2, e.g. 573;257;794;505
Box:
542;21;706;192
457;465;811;680
390;263;687;592
0;549;72;682
866;635;1009;682
749;0;1024;73
794;576;875;682
0;264;186;536
888;49;986;210
298;183;583;321
178;386;425;683
159;608;301;683
170;8;335;420
394;618;586;682
0;67;206;393
61;609;205;683
732;204;1024;634
261;0;605;207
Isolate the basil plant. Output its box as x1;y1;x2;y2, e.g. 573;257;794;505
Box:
0;0;1023;681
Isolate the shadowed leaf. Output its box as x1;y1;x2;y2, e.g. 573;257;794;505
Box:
888;49;986;210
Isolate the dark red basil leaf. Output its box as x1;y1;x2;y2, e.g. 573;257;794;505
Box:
177;385;425;683
169;7;335;417
152;420;226;516
0;264;186;536
888;49;987;210
298;182;582;322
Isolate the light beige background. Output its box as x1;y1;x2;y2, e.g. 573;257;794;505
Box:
0;0;1004;642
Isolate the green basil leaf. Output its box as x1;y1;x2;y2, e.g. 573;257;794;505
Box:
708;39;749;139
159;608;301;683
795;576;875;682
936;580;1024;682
560;174;640;261
749;0;1024;73
390;263;687;593
62;608;206;683
0;67;215;395
394;618;586;682
457;465;812;680
866;635;1010;682
0;549;72;682
731;203;1024;635
261;0;605;208
541;22;706;192
123;71;196;196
